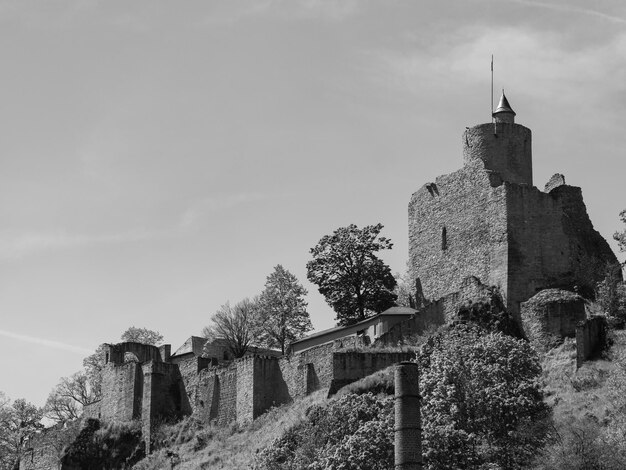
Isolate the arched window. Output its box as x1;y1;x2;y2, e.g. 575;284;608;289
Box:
124;352;140;363
442;227;448;250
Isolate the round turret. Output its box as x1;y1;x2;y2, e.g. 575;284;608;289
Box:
462;92;532;185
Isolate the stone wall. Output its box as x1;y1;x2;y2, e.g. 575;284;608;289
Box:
409;165;509;315
194;341;409;426
374;277;492;346
100;361;143;421
576;316;608;368
521;289;586;351
329;351;415;394
195;364;238;426
20;422;81;470
410;127;617;323
463;122;532;186
505;183;616;317
170;355;210;413
141;361;190;448
104;342;164;365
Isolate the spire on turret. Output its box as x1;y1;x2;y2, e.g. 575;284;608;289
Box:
492;90;516;123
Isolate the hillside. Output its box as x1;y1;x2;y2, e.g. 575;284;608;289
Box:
128;328;626;470
133;391;328;470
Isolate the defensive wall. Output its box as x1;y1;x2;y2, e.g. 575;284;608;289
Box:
375;276;491;346
194;341;414;425
82;337;413;451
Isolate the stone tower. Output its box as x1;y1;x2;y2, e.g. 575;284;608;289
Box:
408;92;617;321
463;92;532;186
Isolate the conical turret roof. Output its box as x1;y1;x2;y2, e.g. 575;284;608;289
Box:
493;91;516;116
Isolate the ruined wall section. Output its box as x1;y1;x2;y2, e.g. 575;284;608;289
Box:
170;355;210;414
375;277;492;346
104;342;164;365
235;356;256;424
193;342;410;425
329;351;415;394
142;361;190;450
520;289;587;351
576;316;608;368
195;363;238;426
99;362;143;421
409;165;508;309
506;183;618;316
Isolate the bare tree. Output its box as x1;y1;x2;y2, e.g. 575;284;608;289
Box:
203;298;261;358
44;371;99;425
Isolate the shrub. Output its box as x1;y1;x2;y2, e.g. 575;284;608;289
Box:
456;287;523;338
253;393;393;470
60;419;144;469
256;324;548;470
418;324;550;469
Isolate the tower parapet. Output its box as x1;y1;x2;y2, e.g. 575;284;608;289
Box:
462;92;532;186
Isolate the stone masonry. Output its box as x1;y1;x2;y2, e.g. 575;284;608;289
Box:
81;337;412;452
409;93;618;323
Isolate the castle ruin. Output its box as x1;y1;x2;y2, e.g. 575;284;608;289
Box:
409;92;617;323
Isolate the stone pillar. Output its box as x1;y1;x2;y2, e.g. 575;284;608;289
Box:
395;362;422;470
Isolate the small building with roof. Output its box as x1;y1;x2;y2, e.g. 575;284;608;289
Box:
289;306;417;353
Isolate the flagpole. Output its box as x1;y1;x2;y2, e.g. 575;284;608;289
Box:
491;54;494;122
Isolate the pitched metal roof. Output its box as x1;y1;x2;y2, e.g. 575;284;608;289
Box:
171;336;208;357
290;306;417;345
493;91;516;116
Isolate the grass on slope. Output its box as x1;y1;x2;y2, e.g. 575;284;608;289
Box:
542;330;626;423
133;390;327;470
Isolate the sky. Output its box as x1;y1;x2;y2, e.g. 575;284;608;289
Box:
1;0;625;407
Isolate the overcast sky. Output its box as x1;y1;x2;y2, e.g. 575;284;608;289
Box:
1;0;625;406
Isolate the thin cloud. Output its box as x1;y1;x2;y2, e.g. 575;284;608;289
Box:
502;0;626;25
180;193;267;229
200;0;359;25
369;25;626;106
0;228;168;259
180;192;268;228
0;329;93;355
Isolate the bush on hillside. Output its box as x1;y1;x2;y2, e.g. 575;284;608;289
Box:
253;393;394;470
419;324;550;469
256;324;548;470
456;287;523;338
59;419;144;469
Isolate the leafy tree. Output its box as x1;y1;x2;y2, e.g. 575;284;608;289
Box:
120;326;163;345
202;298;261;358
419;324;549;469
0;394;43;470
258;265;312;354
615;209;626;256
44;371;99;425
456;286;523;338
257;323;547;470
393;270;415;308
596;262;626;322
306;223;397;326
